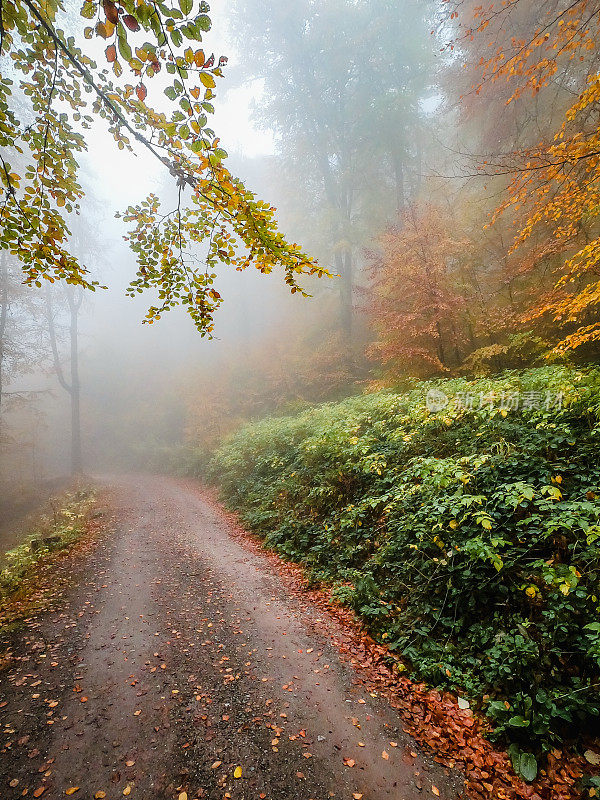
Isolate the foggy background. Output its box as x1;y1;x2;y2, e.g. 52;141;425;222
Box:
2;0;583;523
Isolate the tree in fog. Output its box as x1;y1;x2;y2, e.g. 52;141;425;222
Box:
230;0;434;345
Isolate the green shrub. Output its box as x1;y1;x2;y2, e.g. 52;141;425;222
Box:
210;366;600;756
0;489;96;599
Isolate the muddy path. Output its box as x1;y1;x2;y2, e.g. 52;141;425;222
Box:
0;475;463;800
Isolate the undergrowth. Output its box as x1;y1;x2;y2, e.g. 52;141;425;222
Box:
0;489;97;607
209;365;600;776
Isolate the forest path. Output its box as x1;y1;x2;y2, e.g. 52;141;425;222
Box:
0;475;462;800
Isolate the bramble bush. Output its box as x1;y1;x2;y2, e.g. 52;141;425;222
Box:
210;366;600;768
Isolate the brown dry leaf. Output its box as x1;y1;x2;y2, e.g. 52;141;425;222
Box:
353;795;363;800
126;760;135;767
33;788;46;798
95;793;106;799
10;779;19;788
343;758;355;767
303;752;312;759
133;710;141;716
211;761;222;770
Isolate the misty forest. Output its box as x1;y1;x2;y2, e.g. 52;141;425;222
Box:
3;0;600;798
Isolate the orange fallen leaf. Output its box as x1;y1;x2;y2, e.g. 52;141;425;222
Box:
95;793;106;799
432;788;440;797
133;710;141;716
178;793;187;800
123;788;131;797
211;761;222;769
65;789;79;796
33;788;46;798
10;779;19;788
382;750;389;760
126;760;135;767
343;758;355;767
353;795;363;800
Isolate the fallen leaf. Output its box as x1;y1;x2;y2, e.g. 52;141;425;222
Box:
233;767;242;779
353;795;363;800
65;789;79;796
585;750;600;765
211;761;222;769
382;750;389;760
33;788;46;798
178;793;187;800
343;758;355;767
133;710;141;716
126;760;135;767
95;793;106;799
432;787;440;797
123;788;131;797
10;779;19;788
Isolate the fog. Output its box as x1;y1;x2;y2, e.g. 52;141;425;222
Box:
2;0;581;522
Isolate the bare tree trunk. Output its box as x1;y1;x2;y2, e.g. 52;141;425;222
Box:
67;288;82;474
0;253;8;435
46;285;83;475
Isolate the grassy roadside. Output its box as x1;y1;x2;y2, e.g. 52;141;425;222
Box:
0;488;100;631
208;365;600;779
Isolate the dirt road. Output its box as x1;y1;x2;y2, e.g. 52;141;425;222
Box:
0;475;462;800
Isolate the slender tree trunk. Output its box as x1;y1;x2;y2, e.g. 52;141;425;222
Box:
340;248;353;341
392;150;405;214
0;254;8;440
67;289;82;474
46;286;83;475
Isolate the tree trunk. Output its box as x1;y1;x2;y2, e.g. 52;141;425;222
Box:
0;253;8;435
46;286;83;476
340;248;353;342
67;289;82;475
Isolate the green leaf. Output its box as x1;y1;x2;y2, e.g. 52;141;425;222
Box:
118;34;132;62
518;753;538;782
81;1;96;19
179;0;193;15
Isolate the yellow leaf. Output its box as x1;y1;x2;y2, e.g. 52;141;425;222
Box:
432;787;440;797
95;793;106;799
233;766;242;779
123;788;131;797
178;793;188;800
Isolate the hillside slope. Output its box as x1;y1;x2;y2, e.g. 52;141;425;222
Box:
210;366;600;766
